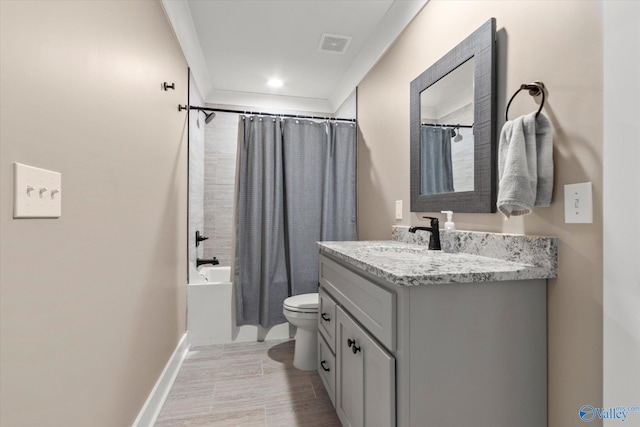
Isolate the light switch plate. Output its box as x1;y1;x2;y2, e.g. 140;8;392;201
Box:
564;182;592;224
14;162;62;218
395;200;402;220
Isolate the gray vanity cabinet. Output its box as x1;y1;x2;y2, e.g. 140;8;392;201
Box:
318;252;548;427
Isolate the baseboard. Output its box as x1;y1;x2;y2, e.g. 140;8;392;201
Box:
132;332;190;427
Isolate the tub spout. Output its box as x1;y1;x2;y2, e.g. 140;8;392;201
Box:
197;257;219;267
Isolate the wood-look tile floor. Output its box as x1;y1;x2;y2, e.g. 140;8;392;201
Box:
155;339;341;426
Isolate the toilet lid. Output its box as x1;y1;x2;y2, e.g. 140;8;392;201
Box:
283;293;318;312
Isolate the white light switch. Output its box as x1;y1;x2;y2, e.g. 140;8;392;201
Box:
14;162;62;218
564;182;592;224
395;200;402;220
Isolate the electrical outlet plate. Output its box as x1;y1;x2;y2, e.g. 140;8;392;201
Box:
564;182;592;224
14;162;62;218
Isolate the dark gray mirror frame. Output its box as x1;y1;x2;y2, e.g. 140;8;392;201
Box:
410;18;496;213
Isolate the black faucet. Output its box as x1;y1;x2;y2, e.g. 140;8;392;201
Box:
196;257;219;267
408;216;441;250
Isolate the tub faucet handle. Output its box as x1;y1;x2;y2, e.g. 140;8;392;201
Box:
196;231;209;247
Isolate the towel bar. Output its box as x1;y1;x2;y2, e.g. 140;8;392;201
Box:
505;81;546;121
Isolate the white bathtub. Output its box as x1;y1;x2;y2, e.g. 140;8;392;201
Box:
199;265;231;283
187;264;291;346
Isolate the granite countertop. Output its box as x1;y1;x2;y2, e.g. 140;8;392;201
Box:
318;240;556;287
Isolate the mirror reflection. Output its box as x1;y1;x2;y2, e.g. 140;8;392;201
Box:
419;58;474;195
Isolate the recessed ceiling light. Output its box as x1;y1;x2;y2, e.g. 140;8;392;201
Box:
268;78;283;88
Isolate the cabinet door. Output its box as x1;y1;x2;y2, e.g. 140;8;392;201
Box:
336;306;395;427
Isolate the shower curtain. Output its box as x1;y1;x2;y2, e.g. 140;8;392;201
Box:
235;117;357;327
420;125;455;194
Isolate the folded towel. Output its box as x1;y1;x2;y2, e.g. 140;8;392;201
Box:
497;112;553;217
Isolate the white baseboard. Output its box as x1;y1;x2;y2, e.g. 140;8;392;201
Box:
132;332;190;427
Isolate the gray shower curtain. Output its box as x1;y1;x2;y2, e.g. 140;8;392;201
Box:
420;125;455;194
235;117;357;327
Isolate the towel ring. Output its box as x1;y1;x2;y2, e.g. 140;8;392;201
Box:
505;81;546;121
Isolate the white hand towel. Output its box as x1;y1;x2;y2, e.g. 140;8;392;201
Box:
533;113;554;207
497;112;553;217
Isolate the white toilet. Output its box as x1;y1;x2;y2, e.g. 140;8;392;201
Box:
283;293;319;371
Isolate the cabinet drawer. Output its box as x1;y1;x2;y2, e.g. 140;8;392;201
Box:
320;255;396;350
318;287;337;352
317;333;336;406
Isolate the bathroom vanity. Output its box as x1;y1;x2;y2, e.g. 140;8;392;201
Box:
316;228;557;427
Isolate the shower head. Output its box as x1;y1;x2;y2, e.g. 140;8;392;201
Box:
190;106;216;125
453;126;463;142
204;111;216;124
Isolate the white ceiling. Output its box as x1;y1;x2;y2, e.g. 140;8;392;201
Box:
162;0;427;113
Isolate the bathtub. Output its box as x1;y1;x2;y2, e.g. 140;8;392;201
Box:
199;265;231;283
187;264;292;346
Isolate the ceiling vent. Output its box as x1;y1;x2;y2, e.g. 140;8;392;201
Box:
318;33;352;54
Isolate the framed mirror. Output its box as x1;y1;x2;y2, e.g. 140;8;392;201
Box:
410;18;496;213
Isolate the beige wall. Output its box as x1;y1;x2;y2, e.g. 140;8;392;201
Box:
0;1;188;425
358;1;603;426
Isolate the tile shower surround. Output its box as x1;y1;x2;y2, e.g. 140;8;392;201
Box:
188;79;205;266
203;112;238;267
155;340;340;426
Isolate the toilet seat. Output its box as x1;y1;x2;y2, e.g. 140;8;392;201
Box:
283;293;318;314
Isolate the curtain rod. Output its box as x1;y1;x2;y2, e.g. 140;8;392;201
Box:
178;105;356;123
421;123;473;128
